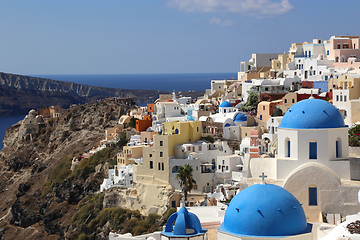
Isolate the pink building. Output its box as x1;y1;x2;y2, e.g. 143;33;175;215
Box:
249;128;260;158
329;36;360;69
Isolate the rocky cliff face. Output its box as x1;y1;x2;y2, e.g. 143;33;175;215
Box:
0;98;131;239
0;72;204;116
0;72;122;97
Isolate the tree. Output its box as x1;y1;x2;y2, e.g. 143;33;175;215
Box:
176;164;196;205
127;117;138;128
241;92;259;112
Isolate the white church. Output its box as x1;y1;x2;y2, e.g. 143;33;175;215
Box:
243;98;360;222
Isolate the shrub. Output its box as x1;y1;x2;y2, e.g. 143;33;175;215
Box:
162;208;177;222
71;147;114;180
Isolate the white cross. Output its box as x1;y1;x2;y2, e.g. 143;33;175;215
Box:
259;172;267;185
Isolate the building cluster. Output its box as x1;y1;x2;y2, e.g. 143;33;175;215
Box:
93;35;360;239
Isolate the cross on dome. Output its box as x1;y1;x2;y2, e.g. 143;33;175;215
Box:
259;172;267;184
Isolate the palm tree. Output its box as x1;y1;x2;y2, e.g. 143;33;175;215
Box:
176;164;196;206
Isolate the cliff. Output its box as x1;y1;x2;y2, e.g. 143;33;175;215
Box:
0;98;175;239
0;72;203;116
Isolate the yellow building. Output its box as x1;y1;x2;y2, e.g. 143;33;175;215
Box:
133;121;202;185
117;145;143;166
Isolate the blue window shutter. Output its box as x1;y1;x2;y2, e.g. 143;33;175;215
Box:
309;142;317;159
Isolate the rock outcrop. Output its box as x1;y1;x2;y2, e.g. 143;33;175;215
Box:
0;98;130;239
0;72;204;116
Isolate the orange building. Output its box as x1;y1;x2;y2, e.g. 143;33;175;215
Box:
136;115;152;132
147;104;154;117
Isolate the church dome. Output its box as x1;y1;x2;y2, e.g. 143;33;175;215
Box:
219;184;308;237
234;113;247;122
187;116;195;121
162;207;207;237
220;101;233;108
279;99;345;129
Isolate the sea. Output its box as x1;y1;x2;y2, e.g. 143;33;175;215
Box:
0;72;237;149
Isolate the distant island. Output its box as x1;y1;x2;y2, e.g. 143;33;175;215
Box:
0;72;203;116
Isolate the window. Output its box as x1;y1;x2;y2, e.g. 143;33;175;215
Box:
336;95;339;102
263;106;265;110
197;127;199;132
309;185;317;206
196;166;198;171
162;163;164;171
172;166;179;173
336;138;342;158
150;161;153;169
327;50;329;55
344;96;347;102
160;152;163;157
149;154;152;158
340;95;343;101
171;200;176;208
309;141;317;159
309;51;311;57
285;99;287;103
285;138;290;157
226;166;228;171
292;99;295;103
158;162;161;170
160;141;163;146
198;146;202;151
218;165;221;170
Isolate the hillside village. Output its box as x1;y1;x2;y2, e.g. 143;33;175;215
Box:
5;35;360;240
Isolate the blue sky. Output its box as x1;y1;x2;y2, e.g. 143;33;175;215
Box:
0;0;359;75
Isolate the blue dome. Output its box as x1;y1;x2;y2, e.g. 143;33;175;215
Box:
234;113;247;122
220;101;233;108
218;184;309;237
280;99;345;129
187;116;195;121
162;207;207;237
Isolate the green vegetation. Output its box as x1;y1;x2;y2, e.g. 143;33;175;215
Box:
204;135;215;143
126;117;138;128
176;164;196;205
162;208;177;222
42;147;115;197
42;153;75;197
72;193;161;238
72;147;114;180
349;124;360;147
117;132;128;147
241;92;259;112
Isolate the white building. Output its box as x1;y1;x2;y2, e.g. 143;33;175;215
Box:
100;165;133;192
238;53;280;80
241;77;301;102
243;98;360;222
262;116;283;152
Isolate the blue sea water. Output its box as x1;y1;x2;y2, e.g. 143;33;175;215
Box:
32;72;237;92
0;115;25;150
0;72;237;150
